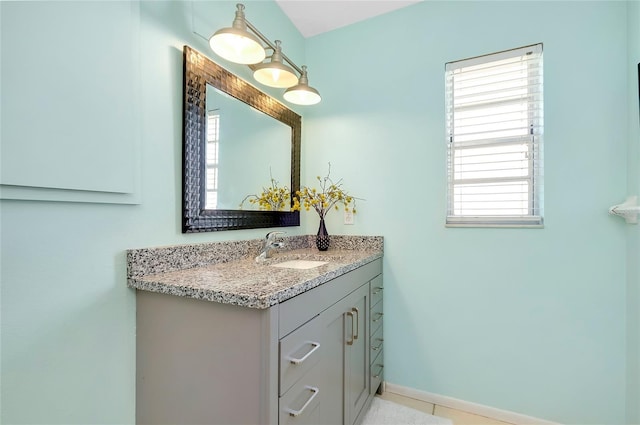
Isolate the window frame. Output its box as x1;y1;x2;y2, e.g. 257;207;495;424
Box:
445;44;544;228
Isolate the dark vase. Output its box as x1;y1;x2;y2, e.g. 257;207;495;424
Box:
316;217;330;251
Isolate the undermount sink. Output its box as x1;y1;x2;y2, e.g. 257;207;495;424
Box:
271;260;328;270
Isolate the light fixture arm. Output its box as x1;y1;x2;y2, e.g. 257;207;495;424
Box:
243;18;304;75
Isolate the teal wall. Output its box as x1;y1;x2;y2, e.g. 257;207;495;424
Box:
304;1;629;424
626;1;640;423
0;2;306;424
1;1;637;424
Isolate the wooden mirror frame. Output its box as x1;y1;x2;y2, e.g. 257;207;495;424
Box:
182;46;301;233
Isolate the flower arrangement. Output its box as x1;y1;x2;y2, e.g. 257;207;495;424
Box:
292;163;357;219
239;177;291;211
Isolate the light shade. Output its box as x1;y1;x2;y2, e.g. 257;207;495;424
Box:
284;66;321;105
209;4;265;65
253;41;298;88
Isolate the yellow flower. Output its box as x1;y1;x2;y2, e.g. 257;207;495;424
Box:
292;163;360;220
239;176;293;211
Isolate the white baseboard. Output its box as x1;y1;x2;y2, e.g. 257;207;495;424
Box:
384;382;562;425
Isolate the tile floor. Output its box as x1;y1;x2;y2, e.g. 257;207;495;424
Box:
379;391;515;425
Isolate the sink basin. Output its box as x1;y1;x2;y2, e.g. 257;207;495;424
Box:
271;260;328;270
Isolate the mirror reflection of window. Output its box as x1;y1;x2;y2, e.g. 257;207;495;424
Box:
205;110;220;209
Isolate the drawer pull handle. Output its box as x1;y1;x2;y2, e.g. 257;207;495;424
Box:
372;287;384;295
371;338;384;351
352;307;360;341
288;342;320;365
373;365;384;379
287;386;319;417
346;311;355;345
372;312;384;323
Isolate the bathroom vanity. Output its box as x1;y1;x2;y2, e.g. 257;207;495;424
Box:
127;236;384;425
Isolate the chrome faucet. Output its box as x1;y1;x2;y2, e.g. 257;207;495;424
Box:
256;231;285;261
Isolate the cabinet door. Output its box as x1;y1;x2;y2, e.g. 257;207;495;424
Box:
344;284;369;425
316;284;369;425
317;295;348;425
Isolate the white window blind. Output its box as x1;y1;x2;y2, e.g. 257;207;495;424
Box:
205;110;220;210
445;44;544;227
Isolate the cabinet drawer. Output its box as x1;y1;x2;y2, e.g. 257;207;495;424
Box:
370;323;383;362
370;300;383;336
370;350;384;395
280;315;322;396
370;275;383;309
279;367;321;425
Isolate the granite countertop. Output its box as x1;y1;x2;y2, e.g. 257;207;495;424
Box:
127;235;383;309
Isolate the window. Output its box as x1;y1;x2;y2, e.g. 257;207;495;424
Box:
445;44;543;227
205;110;220;210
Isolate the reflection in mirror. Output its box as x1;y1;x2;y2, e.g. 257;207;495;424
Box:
182;45;301;233
205;84;291;210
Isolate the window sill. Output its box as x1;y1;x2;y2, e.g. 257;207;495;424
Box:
445;223;544;229
445;216;544;228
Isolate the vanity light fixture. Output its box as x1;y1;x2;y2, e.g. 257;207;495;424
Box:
253;40;298;88
209;4;265;64
284;66;321;106
209;3;322;106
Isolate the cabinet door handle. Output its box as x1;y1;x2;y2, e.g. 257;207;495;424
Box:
346;311;355;345
372;286;384;295
352;307;359;341
287;386;319;417
373;365;384;379
372;312;384;323
371;338;384;351
288;342;320;364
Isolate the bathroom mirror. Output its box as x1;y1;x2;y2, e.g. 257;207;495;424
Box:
182;45;301;232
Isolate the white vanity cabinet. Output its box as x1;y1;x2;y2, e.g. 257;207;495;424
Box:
135;258;383;425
